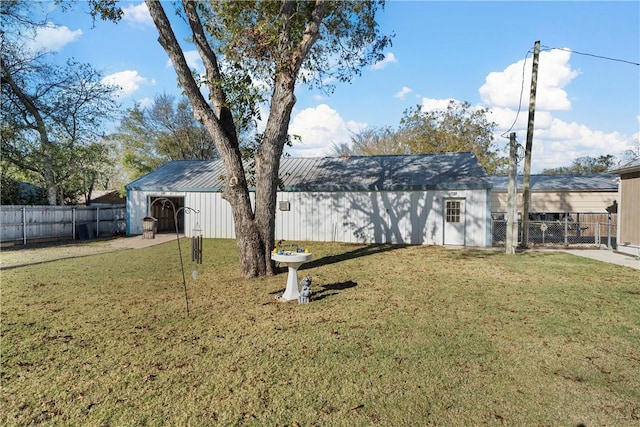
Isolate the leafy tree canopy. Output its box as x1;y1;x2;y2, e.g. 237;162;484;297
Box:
114;94;219;180
1;0;120;204
541;155;618;174
333;100;507;174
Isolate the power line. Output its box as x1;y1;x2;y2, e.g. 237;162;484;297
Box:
542;46;640;66
501;48;532;139
502;43;639;139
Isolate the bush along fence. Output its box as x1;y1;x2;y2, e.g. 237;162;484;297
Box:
492;217;617;249
0;205;126;245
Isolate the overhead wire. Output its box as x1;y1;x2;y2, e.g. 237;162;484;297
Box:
500;48;532;139
501;43;639;140
541;45;640;66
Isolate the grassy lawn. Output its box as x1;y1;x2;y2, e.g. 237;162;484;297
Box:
2;239;639;426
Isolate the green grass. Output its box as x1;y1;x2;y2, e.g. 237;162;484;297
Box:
2;240;639;426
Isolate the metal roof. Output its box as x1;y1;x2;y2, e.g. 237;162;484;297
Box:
611;158;640;175
126;152;491;192
490;173;618;192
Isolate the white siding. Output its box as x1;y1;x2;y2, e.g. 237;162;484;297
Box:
128;189;490;247
185;191;238;239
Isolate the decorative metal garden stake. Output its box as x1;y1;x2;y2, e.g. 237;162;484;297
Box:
149;198;200;316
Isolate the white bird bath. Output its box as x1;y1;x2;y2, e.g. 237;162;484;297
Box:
272;251;313;301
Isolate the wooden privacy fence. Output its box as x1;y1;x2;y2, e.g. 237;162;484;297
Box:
0;205;126;245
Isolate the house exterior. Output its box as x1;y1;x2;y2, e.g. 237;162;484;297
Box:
612;159;640;257
125;153;493;247
490;174;618;222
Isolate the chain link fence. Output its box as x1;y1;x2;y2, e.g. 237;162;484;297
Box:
492;219;617;249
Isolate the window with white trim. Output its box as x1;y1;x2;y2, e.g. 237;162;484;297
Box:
445;200;461;223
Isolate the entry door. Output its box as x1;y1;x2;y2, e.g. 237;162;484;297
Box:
443;198;466;245
150;196;185;233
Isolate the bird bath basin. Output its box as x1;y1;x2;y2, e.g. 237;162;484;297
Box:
272;251;313;301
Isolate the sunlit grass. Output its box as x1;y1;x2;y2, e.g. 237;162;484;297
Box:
2;239;639;425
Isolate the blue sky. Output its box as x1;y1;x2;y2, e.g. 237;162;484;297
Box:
28;1;640;173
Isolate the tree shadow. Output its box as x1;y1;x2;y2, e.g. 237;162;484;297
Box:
299;243;408;270
312;280;358;301
448;248;507;260
268;280;357;301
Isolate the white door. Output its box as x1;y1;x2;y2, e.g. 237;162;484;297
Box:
443;198;465;245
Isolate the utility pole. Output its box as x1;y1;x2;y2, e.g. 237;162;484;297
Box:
520;40;540;249
506;132;518;254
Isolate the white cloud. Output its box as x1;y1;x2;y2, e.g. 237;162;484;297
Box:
287;104;368;157
27;23;82;53
122;2;154;27
420;97;455;112
371;52;397;70
479;49;578;111
101;70;147;98
394;87;413;100
166;50;204;75
138;97;154;108
530;120;631;170
472;48;639;171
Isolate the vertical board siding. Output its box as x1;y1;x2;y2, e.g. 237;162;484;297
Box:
619;175;640;245
491;191;617;213
128;189;491;247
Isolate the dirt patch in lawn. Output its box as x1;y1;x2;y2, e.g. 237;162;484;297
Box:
0;234;177;269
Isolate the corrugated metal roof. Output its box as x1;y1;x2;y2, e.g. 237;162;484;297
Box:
490;173;618;191
612;158;640;174
125;152;491;192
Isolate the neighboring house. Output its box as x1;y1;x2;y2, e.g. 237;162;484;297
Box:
87;190;126;206
125;152;493;247
612;159;640;257
490;174;618;223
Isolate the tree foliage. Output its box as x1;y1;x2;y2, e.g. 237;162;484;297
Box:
398;101;506;174
541;155;618;174
332;127;405;157
333;100;507;174
1;0;119;204
115;94;218;180
91;0;391;278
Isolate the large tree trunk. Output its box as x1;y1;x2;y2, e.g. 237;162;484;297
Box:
42;141;57;205
148;0;264;278
1;57;58;205
146;0;324;278
220;154;267;278
255;76;297;275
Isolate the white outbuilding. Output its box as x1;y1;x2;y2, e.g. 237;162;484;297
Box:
125;152;493;247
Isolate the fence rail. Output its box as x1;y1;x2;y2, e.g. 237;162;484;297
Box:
1;205;126;245
492;218;617;249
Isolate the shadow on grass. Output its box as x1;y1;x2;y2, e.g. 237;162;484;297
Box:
268;280;357;302
313;281;358;302
449;248;562;261
299;243;408;270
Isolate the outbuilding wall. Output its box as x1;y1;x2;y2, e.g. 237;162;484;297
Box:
127;188;491;247
491;190;617;213
616;171;640;256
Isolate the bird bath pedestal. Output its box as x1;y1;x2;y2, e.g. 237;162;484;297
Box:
271;251;313;301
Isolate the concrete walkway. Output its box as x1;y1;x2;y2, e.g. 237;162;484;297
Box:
108;233;183;249
561;248;640;270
